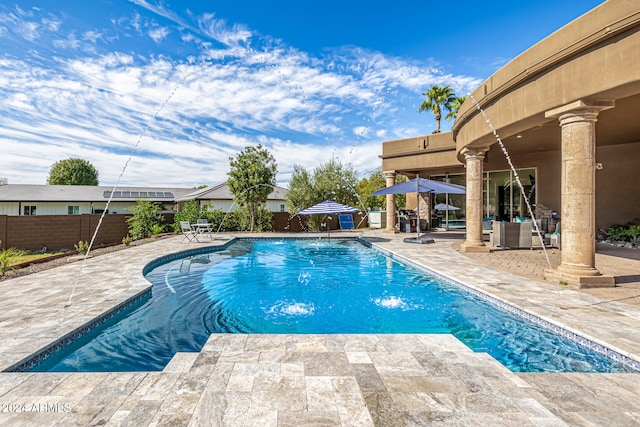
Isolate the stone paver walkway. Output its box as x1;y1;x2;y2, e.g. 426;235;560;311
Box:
454;232;640;308
0;231;639;426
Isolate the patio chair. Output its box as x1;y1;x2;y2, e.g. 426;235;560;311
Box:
549;222;561;249
180;221;199;243
491;221;532;249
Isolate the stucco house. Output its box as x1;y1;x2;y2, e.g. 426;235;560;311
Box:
176;181;289;213
0;181;290;216
379;0;640;288
0;184;194;216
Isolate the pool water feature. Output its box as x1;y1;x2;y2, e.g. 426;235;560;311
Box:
30;238;635;373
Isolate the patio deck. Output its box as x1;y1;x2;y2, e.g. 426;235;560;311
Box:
0;231;639;426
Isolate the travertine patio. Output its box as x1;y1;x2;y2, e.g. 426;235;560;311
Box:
1;231;639;426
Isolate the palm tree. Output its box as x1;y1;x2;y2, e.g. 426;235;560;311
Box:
419;85;456;133
445;95;467;121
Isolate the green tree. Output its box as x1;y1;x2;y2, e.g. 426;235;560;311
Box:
285;159;359;231
356;169;407;211
47;158;99;185
419;85;456;133
312;158;359;208
356;170;386;211
445;95;467;121
127;199;165;240
227;145;278;232
284;165;314;214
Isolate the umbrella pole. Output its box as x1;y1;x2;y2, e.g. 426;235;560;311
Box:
416;174;420;239
445;192;449;230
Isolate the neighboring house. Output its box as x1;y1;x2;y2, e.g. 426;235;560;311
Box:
379;0;639;287
176;181;288;213
0;184;194;216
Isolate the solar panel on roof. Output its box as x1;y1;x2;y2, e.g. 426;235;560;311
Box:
103;190;124;198
102;190;175;199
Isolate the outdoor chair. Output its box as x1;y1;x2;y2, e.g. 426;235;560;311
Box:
180;221;199;243
491;220;532;249
549;222;561;249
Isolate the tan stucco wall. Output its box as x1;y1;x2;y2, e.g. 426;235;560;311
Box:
485;147;562;218
380;133;461;175
485;141;640;228
453;0;640;153
595;141;640;227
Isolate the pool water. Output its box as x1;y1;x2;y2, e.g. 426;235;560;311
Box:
31;239;634;373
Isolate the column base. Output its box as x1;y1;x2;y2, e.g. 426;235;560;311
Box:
383;228;399;234
460;241;491;253
544;267;615;289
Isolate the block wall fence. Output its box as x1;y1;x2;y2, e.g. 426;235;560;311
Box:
0;212;367;251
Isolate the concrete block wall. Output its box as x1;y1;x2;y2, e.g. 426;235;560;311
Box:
0;211;366;251
0;213;175;251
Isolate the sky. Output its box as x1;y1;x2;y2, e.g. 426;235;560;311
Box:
0;0;605;188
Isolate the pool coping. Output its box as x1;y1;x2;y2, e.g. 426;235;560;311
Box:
8;235;639;374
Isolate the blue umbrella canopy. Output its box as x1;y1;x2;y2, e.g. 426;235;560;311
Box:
296;200;359;215
372;177;466;196
372;176;466;238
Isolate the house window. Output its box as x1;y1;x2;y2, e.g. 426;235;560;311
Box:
23;205;36;216
68;205;80;215
280;204;285;212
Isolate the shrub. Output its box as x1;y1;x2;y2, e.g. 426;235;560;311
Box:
0;248;26;276
74;240;90;254
151;223;165;236
122;235;133;246
625;225;640;245
174;202;252;233
127;199;165;240
211;209;242;232
237;205;273;232
173;200;201;232
607;226;627;242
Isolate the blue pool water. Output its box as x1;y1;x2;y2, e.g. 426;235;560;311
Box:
31;238;634;372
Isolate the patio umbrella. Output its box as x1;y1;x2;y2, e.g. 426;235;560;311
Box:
371;177;466;196
434;203;461;211
372;176;466;241
434;203;461;230
295;200;359;239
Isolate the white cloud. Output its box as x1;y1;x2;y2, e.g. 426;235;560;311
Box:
198;13;252;48
0;4;480;187
148;26;169;42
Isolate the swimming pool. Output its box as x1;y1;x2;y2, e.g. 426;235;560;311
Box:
29;238;635;373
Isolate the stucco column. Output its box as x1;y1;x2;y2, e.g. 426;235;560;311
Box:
460;146;490;253
544;100;615;288
383;170;397;232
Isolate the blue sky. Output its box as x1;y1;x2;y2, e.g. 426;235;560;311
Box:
0;0;604;187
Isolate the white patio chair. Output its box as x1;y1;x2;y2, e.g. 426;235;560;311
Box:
180;221;199;243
